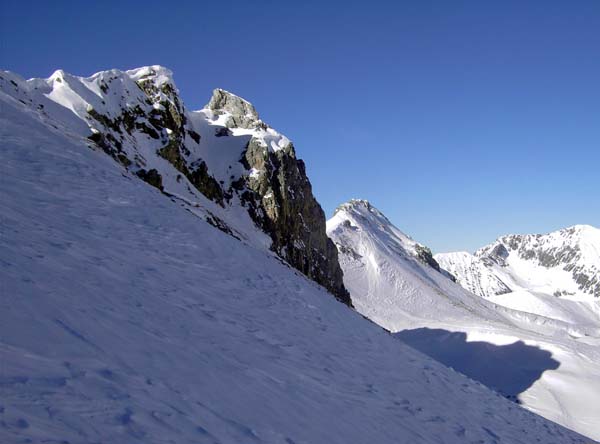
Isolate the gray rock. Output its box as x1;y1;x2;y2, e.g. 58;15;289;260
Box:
238;140;351;305
207;88;263;129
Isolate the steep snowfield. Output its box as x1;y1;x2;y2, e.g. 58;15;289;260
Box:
327;200;600;440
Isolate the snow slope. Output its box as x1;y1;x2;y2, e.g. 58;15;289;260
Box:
1;71;595;444
327;200;600;440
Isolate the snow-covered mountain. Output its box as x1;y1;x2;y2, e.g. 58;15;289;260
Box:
436;227;600;332
0;66;349;304
2;67;594;443
326;200;507;330
327;199;600;440
436;225;600;301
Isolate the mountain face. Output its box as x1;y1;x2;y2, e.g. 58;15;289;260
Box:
326;199;512;330
432;252;513;299
327;200;600;440
436;225;600;300
3;68;594;444
0;66;349;305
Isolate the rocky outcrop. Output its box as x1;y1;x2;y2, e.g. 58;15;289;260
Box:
207;88;266;130
206;90;351;305
480;243;510;267
240;140;350;305
50;67;350;305
414;244;443;273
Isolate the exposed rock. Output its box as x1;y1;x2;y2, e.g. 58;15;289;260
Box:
481;243;510;267
207;88;261;129
136;169;163;191
242;143;350;305
415;244;442;272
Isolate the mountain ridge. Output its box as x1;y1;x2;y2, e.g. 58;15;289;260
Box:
0;65;350;304
437;224;600;300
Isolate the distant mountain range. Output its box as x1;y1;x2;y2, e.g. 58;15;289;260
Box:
436;224;600;299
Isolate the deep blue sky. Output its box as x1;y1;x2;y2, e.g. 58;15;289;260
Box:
2;0;599;252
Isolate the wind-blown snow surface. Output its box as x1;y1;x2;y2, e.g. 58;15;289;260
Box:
1;74;594;443
327;200;600;440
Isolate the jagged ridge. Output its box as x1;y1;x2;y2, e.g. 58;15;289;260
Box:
437;225;600;299
0;66;350;305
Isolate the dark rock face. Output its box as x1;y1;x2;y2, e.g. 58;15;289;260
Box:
135;169;163;190
415;244;442;273
482;243;510;267
238;140;351;305
86;68;223;207
210;104;351;305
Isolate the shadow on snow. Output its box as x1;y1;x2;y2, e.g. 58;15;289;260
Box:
395;328;560;403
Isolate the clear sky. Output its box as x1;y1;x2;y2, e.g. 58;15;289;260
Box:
2;0;599;252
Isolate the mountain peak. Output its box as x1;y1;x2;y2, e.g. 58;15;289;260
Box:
125;65;175;87
206;88;261;129
334;199;375;215
347;198;372;209
327;199;446;274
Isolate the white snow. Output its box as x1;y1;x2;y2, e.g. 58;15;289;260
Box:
1;81;594;443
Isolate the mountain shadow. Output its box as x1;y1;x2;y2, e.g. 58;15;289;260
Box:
395;328;560;403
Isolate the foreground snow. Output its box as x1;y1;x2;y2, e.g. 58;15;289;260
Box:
327;200;600;440
0;76;594;443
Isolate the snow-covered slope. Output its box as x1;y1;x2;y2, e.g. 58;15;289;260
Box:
1;73;593;443
327;200;600;440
